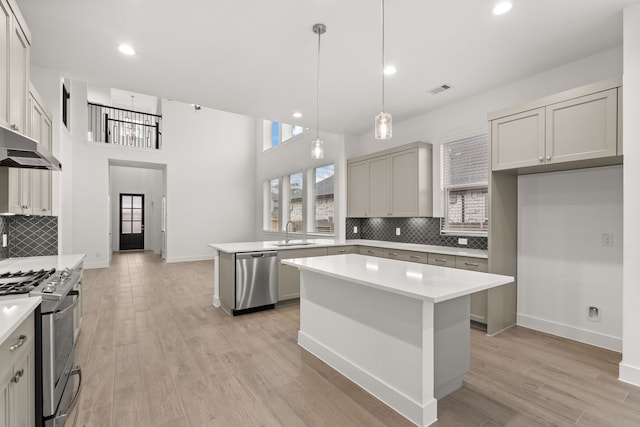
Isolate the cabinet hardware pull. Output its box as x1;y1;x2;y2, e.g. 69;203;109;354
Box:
538;156;543;162
367;250;375;254
338;249;346;253
465;262;480;267
9;335;27;351
11;369;24;384
410;255;420;259
546;155;551;160
388;252;398;256
435;258;447;262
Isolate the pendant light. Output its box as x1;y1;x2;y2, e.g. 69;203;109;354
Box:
374;0;392;140
311;23;326;159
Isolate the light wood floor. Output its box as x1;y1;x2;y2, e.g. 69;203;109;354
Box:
69;251;640;427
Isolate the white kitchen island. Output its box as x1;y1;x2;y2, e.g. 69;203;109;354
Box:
282;254;513;427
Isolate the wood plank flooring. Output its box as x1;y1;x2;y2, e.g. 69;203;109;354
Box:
69;251;640;426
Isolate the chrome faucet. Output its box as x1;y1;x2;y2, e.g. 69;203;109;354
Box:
285;221;294;243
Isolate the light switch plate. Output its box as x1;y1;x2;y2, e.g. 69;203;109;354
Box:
458;238;468;245
396;228;401;236
353;226;358;234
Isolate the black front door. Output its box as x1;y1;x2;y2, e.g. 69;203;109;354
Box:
119;194;144;250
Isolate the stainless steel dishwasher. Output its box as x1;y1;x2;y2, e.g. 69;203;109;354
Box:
234;251;278;314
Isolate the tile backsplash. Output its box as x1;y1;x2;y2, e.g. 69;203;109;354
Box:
0;215;58;259
345;217;487;250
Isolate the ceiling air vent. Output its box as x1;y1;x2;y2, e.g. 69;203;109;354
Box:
430;84;452;95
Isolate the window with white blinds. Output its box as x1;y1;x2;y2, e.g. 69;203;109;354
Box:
442;134;489;234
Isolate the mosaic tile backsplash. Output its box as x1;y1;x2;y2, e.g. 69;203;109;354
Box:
345;217;487;250
0;215;58;259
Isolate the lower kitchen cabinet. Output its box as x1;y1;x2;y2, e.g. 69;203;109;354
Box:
278;247;328;301
327;246;357;255
0;312;35;427
456;256;489;325
218;252;235;312
427;253;456;268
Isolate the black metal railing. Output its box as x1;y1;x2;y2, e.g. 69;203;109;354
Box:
87;102;162;149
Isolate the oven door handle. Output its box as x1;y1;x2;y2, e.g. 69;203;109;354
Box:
67;366;82;414
53;290;80;320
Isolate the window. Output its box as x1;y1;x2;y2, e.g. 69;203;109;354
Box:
311;164;334;234
262;120;304;150
442;134;489;234
264;178;280;232
288;172;303;232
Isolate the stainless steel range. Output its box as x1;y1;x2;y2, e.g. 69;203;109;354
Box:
0;266;83;427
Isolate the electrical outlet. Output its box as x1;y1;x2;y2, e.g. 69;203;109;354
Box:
587;305;601;322
396;227;401;236
601;234;614;247
1;234;6;248
458;238;468;245
353;226;358;234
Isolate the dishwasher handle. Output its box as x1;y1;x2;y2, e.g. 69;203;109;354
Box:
236;251;277;260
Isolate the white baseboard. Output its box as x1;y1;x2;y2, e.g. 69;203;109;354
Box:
213;296;221;308
83;261;110;269
517;313;622;352
165;255;214;263
298;330;438;427
619;362;640;387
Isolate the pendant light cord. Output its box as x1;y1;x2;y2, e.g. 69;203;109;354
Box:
381;0;385;112
316;27;321;140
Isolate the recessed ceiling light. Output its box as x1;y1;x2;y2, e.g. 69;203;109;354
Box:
292;112;302;118
383;65;397;75
118;44;136;56
493;1;513;15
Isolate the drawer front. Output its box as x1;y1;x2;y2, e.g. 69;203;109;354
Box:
277;247;328;260
359;246;385;257
404;251;428;264
427;253;456;268
455;256;488;272
0;312;34;361
327;246;357;255
381;249;408;261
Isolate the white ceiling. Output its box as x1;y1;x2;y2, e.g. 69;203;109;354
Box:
16;0;635;135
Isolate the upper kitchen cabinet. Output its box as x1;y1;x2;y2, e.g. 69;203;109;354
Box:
491;79;621;174
28;84;53;215
0;0;31;133
347;142;433;218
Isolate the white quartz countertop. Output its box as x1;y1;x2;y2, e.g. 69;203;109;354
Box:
208;239;487;258
0;254;86;274
282;254;512;303
0;297;41;345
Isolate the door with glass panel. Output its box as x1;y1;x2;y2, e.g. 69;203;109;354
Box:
119;193;144;250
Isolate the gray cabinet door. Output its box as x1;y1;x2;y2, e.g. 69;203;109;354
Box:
456;256;488;325
491;108;545;171
277;247;328;301
390;149;418;216
368;156;391;217
545;88;618;164
347;161;370;217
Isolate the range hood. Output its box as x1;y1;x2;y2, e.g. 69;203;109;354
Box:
0;126;62;171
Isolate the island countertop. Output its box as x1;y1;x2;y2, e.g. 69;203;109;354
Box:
282;253;512;303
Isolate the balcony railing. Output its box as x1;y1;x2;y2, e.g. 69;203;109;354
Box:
88;102;162;149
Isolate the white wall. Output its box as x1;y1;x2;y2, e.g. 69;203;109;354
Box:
620;2;640;386
109;166;164;253
517;166;623;351
349;46;623;217
255;128;347;241
35;78;258;268
162;100;257;262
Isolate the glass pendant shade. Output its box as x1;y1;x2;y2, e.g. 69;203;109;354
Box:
311;137;324;159
375;112;392;139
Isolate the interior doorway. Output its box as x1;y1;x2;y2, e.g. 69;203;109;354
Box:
119;193;144;250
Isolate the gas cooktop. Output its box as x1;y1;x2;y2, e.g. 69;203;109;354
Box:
0;268;56;297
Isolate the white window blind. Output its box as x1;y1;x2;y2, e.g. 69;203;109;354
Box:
442;134;489;234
